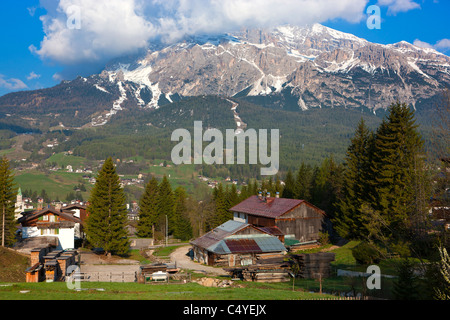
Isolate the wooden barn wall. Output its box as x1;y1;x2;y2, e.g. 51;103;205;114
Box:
247;215;276;227
277;204;324;241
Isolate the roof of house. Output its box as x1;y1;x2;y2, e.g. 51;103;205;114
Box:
230;195;323;219
254;226;285;237
190;220;286;255
18;206;82;225
62;204;87;210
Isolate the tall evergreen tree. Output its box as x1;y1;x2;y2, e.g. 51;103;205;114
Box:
136;176;159;238
86;157;129;256
173;187;193;241
282;169;296;199
157;175;175;235
335;119;373;239
0;157;16;247
294;162;313;201
311;157;344;220
226;183;240;208
212;183;231;227
369;102;425;242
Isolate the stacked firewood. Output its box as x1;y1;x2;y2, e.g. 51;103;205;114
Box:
291;252;336;279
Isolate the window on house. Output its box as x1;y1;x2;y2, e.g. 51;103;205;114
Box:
43;215;49;221
309;225;314;234
49;215;55;222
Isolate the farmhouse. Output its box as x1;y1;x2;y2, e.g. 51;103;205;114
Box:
18;206;84;250
230;194;326;243
190;220;286;267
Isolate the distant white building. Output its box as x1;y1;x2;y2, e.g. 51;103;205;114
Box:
14;188;25;221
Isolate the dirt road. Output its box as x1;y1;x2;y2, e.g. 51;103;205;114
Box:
170;245;227;276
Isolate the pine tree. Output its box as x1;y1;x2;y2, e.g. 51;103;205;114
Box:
311;157;343;220
212;183;231;227
335;119;373;239
282;169;296;199
393;258;420;300
136;176;159;238
86;157;129;256
0;157;16;247
226;183;239;208
370;102;425;242
239;185;250;202
294;162;313;201
173;187;193;241
157;175;175;234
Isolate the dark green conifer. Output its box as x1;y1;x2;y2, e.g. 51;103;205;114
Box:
0;157;16;247
335;119;372;239
86;157;129;256
136;176;159;238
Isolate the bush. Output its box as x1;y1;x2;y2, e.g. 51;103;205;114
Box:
319;232;330;246
351;242;383;265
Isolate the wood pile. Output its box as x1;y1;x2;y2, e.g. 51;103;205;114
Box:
225;255;291;283
291;252;335;279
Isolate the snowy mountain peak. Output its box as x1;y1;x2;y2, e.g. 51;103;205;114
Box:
5;24;447;128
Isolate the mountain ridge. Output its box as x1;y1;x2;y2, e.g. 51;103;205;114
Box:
1;23;449;129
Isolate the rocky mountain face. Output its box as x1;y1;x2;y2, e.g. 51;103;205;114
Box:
1;24;449;128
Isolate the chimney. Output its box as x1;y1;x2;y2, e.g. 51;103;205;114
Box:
276;192;280;198
258;191;263;200
267;192;271;198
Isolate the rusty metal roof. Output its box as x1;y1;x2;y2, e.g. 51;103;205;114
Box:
190;220;286;255
229;195;304;218
255;226;285;237
225;239;262;254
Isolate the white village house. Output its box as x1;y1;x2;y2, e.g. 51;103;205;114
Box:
18;205;86;250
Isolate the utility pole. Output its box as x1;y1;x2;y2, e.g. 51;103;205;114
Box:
165;215;168;247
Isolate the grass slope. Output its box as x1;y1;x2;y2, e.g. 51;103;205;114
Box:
0;247;29;283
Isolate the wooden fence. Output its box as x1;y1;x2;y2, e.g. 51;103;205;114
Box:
77;272;137;283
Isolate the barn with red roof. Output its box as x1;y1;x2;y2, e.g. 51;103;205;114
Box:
230;194;326;243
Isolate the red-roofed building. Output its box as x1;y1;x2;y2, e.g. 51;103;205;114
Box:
230;195;326;243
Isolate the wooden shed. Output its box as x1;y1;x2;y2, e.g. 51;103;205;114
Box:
190;220;287;267
230;195;326;243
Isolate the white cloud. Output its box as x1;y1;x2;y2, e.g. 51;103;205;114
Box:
0;75;28;91
34;0;156;66
151;0;370;42
413;39;434;49
435;39;450;51
413;38;450;53
32;0;370;70
377;0;420;15
27;72;41;81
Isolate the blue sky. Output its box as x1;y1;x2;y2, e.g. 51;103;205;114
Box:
0;0;449;97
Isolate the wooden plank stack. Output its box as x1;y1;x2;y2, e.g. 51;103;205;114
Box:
291;252;335;279
225;255;292;283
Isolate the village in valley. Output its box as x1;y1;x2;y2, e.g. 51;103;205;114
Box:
0;150;446;301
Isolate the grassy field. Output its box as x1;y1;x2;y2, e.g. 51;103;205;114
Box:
14;170;92;201
0;281;335;301
0;242;403;300
46;152;89;169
